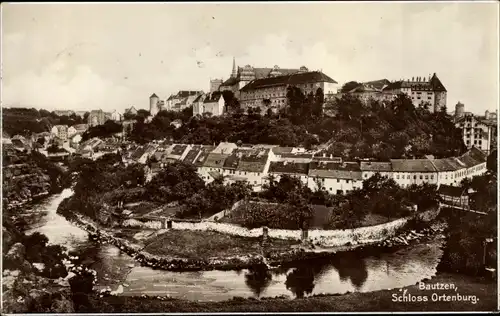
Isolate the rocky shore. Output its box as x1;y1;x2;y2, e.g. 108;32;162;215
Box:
60;211;446;273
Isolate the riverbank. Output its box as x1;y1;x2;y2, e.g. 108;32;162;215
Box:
58;208;447;272
76;272;497;312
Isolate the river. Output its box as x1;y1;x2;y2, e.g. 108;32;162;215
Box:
22;189;445;302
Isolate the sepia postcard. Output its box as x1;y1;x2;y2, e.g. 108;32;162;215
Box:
1;1;498;314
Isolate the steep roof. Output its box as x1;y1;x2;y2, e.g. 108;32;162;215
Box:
269;161;309;175
193;94;205;103
390;159;437;173
220;76;239;87
150;93;158;98
429;73;447;92
176;90;202;98
362;79;391;90
182;146;202;164
203;91;223;104
430;158;462;172
240;71;337;92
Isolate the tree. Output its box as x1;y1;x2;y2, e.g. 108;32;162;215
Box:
340;81;360;93
487;149;497;173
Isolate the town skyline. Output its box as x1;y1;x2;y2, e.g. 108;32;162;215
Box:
2;2;499;114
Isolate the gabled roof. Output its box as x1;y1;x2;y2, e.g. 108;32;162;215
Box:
193;94;206;103
360;161;392;172
182;146;203;164
203;153;229;168
430;158;462;172
308;162;362;180
150;93;158;98
240;71;337;92
176;90;203;98
203;91;223;103
269;161;309;175
429;73;447;92
390;159;437;173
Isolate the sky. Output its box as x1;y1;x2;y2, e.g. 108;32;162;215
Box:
2;2;499;115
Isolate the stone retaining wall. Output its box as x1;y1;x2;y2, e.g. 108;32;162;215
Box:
122;206;440;248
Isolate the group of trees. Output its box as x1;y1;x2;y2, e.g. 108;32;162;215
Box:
327;174;440;229
177;178;253;219
62;153;146;220
2;107;87;137
126;89;465;160
440;168;497;275
81;120;123;142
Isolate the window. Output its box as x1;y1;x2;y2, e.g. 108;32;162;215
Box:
407;175;410;179
254;181;257;184
419;175;423;180
329;187;332;191
396;174;400;179
337;179;340;183
425;175;428;180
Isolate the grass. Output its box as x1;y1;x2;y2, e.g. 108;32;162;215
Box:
81;272;497;312
141;230;298;260
125;201;161;218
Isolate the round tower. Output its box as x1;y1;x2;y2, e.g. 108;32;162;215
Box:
485;110;490;119
455;102;465;118
149;93;159;116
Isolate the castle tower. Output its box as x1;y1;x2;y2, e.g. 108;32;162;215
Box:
231;57;237;78
455;102;465;118
210;78;223;92
149;93;159;116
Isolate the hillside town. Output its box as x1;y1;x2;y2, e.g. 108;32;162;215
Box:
2;2;498;314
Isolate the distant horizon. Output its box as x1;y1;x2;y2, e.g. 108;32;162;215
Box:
2;2;499;114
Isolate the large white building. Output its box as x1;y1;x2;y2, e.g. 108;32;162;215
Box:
453;104;497;155
239;71;338;114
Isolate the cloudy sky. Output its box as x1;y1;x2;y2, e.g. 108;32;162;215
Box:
2;2;498;114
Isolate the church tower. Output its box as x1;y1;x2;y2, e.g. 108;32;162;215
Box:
231;57;237;78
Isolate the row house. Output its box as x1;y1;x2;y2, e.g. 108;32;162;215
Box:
360;161;392;180
268;161;310;187
307;161;363;195
428;157;466;186
390;159;439;188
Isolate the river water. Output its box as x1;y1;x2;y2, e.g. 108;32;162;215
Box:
22;189;445;302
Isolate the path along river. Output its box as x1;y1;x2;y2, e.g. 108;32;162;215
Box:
22;189;445;302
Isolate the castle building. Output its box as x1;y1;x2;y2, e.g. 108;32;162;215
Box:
384;73;447;112
149;93;160;116
210;79;223;93
239;71;338;114
219;57;312;98
165;90;204;112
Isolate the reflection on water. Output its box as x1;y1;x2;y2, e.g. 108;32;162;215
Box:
245;265;273;298
24;189;445;302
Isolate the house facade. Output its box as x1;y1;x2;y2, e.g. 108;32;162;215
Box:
239;71;338;114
